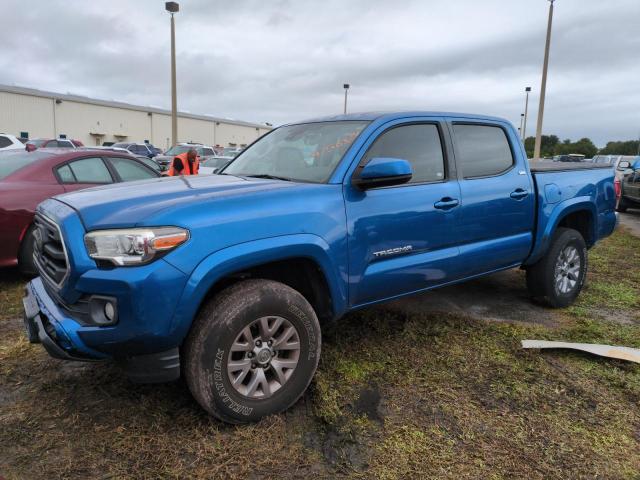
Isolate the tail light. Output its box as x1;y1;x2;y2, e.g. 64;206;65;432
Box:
25;143;36;152
614;178;621;199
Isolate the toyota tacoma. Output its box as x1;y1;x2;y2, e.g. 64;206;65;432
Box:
23;111;618;423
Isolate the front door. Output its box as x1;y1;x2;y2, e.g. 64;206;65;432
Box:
345;120;461;307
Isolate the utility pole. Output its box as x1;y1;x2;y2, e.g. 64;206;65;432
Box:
533;0;555;160
166;2;179;147
343;84;350;114
523;86;531;141
519;113;524;139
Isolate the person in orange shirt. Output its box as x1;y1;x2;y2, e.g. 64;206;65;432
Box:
167;148;199;176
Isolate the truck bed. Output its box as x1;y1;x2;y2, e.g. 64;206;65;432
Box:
529;161;613;173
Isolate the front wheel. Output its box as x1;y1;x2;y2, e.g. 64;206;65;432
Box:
183;279;321;423
526;227;587;308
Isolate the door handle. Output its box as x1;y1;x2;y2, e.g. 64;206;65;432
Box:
510;188;528;200
434;197;459;210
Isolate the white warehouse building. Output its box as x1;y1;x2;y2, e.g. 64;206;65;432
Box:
0;84;272;150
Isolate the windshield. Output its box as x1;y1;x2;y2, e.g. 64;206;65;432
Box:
164;145;192;156
0;151;48;179
223;121;368;183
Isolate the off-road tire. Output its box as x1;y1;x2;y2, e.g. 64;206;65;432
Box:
18;225;37;277
183;279;321;424
526;227;587;308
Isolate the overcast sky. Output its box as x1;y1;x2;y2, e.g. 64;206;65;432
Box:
2;0;639;146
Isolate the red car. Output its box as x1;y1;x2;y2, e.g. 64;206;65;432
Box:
25;138;84;152
0;149;160;274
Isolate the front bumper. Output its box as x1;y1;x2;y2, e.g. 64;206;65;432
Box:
23;277;182;382
23;278;107;361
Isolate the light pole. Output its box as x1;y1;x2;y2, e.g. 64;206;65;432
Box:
523;86;531;141
519;113;524;139
166;2;179;147
533;0;555;160
343;83;350;114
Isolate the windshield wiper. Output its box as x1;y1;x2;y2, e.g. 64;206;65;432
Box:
244;174;293;182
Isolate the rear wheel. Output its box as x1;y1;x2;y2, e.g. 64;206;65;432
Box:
183;279;321;423
526;227;587;308
18;225;37;277
615;196;628;213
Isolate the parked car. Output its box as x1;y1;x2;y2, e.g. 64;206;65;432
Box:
0;133;27;150
22;111;617;423
111;142;159;158
553;154;586;162
154;143;217;171
222;146;243;158
198;156;234;174
25;138;78;151
615;157;640;212
0;149;160;274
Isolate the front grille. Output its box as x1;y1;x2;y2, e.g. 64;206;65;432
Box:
33;213;69;287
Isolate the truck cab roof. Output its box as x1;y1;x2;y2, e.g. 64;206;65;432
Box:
290;111;509;125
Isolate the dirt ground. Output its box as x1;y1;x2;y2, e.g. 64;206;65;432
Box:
1;228;639;479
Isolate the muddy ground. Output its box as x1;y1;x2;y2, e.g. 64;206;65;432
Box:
1;227;639;479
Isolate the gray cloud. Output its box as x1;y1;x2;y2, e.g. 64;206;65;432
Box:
1;0;639;146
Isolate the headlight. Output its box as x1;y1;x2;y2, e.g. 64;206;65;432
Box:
84;227;189;266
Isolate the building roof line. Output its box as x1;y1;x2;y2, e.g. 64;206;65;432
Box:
0;83;269;129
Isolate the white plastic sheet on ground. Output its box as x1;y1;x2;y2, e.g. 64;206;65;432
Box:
521;340;640;364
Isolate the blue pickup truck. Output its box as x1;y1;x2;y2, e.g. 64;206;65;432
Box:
23;111;617;423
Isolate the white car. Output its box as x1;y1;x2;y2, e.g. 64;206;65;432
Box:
0;133;25;150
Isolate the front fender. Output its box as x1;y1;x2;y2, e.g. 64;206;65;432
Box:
525;196;597;266
168;234;347;343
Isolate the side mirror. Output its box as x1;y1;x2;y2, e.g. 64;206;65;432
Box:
352;157;412;190
617;160;631;170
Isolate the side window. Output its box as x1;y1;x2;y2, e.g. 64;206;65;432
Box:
68;157;113;183
203;148;214;156
363;124;445;183
109;157;157;181
0;136;12;148
453;124;514;178
56;164;75;183
60;140;74;148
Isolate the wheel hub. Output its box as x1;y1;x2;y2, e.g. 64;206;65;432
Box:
254;346;274;366
554;245;581;295
226;316;301;399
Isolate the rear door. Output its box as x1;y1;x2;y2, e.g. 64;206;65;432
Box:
345;118;461;306
624;167;640;202
56;157;115;192
448;120;535;277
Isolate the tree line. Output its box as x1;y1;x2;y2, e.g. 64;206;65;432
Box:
523;136;640;159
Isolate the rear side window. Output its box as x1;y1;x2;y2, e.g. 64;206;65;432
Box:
453;124;514;178
56;164;75;183
109;157;157;181
68;157;113;183
0;136;12;148
363;124;445;183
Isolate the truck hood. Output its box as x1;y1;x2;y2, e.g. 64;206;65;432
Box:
54;174;296;229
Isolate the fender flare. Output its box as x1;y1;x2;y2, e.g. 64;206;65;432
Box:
168;233;347;341
525;196;597;266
